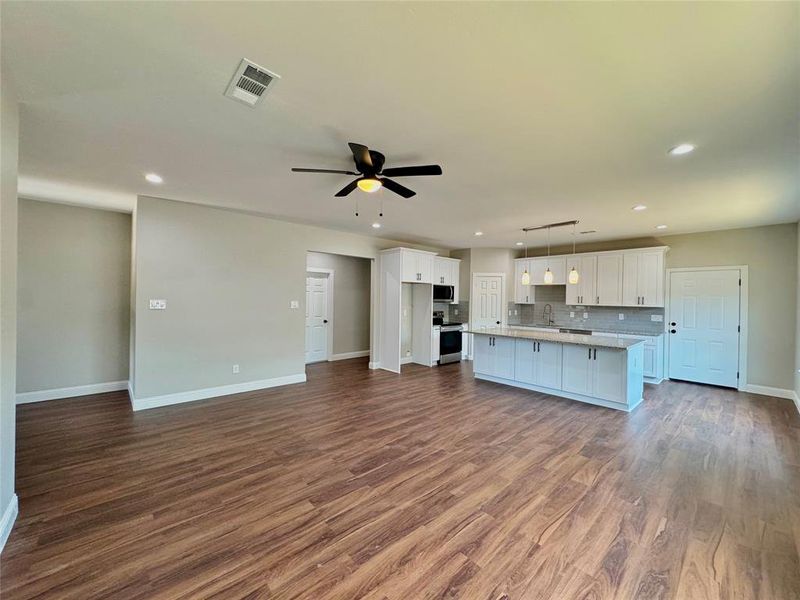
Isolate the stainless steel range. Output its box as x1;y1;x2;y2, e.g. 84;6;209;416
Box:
433;311;463;364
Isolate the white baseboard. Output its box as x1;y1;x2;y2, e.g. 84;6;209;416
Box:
0;494;18;554
328;350;370;361
130;373;307;411
368;361;380;370
792;390;800;415
17;380;129;404
400;356;413;365
741;384;797;401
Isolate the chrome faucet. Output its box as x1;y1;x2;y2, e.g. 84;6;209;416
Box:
542;303;554;326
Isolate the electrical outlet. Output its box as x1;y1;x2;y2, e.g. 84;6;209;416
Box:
514;309;518;315
569;311;575;318
232;364;240;374
651;314;663;322
289;300;299;309
454;309;458;315
149;299;166;310
618;313;625;320
583;312;588;319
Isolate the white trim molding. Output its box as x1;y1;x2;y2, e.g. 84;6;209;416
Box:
17;380;129;404
306;267;335;362
368;361;380;370
129;373;307;411
469;272;507;329
328;350;370;361
741;384;798;401
0;494;19;554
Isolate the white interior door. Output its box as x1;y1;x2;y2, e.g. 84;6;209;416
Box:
305;274;329;363
473;275;504;328
668;269;740;388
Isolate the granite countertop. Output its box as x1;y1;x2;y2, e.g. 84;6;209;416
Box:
508;323;664;337
466;327;645;349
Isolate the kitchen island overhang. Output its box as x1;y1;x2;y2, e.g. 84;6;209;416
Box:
467;327;645;412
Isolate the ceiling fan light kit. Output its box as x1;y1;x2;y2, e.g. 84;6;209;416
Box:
292;142;442;201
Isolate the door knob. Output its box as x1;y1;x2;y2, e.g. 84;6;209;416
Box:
670;329;676;334
670;322;676;326
496;321;501;325
323;319;328;323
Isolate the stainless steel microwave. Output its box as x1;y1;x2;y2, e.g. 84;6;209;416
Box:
433;285;455;303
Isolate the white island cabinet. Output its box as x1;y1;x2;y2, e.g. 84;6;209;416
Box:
469;328;644;412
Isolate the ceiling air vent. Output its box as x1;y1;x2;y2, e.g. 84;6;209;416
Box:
224;59;280;107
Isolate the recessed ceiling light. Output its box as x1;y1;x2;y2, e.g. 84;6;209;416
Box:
515;242;524;246
656;224;668;230
372;222;381;229
668;143;695;156
474;231;483;236
145;173;163;184
632;204;647;211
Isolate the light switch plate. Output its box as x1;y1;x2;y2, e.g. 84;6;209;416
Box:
289;300;299;309
618;313;625;320
651;314;663;322
149;299;166;310
232;364;240;374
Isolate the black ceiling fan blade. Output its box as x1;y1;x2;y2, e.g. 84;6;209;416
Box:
292;168;359;175
381;165;442;177
334;179;359;197
348;142;373;171
381;177;416;198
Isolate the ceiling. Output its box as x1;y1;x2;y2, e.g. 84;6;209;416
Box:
2;2;798;249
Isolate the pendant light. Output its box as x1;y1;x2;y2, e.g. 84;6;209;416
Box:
520;229;531;285
568;221;580;284
543;226;554;284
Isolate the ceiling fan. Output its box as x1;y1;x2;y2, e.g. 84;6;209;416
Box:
291;142;442;198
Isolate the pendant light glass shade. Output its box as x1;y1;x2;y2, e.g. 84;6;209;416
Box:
568;222;579;284
521;269;531;286
543;268;554;285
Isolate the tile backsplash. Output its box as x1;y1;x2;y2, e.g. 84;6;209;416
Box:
433;301;469;324
507;285;665;335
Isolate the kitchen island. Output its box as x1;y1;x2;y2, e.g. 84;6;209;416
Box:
467;327;645;411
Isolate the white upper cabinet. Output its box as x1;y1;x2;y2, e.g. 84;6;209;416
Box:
433;256;460;302
596;253;623;306
531;256;567;285
513;246;666;308
401;249;435;284
622;249;665;307
514;259;534;304
565;254;597;305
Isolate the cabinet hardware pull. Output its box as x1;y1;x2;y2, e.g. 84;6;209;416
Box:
593;348;597;360
588;348;591;360
596;296;599;304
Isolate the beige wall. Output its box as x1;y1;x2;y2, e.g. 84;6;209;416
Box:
133;196;445;400
469;248;515;305
306;251;370;356
0;60;19;517
796;222;800;403
517;223;799;390
17;200;131;393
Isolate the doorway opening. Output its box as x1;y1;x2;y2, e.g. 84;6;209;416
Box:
305;252;372;366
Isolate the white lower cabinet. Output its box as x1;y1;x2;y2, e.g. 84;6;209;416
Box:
473;335;515;379
561;344;626;403
515;339;562;389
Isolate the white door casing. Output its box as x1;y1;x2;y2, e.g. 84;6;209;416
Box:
668;269;740;388
305;273;330;363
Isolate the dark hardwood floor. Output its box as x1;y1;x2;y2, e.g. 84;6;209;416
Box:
2;358;799;599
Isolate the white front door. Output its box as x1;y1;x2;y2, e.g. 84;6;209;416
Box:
473;275;504;328
668;269;740;388
305;274;329;363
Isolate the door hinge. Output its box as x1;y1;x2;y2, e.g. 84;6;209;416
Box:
738;278;741;286
737;371;739;379
737;325;740;332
